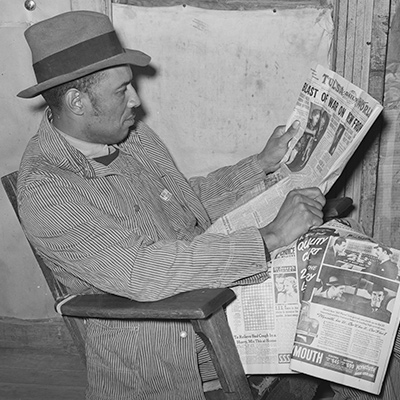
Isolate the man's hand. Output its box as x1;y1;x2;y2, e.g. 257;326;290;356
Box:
259;187;325;252
257;120;300;174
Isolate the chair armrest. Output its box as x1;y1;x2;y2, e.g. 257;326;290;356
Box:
55;288;236;320
323;197;353;221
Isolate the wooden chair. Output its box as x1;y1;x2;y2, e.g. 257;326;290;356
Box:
1;170;258;399
2;170;352;400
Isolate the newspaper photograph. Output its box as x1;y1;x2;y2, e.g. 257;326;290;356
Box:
207;64;383;235
290;222;400;395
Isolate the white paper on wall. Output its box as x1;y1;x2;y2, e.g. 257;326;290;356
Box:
114;4;334;177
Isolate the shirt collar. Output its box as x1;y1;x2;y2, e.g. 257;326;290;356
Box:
55;126;113;159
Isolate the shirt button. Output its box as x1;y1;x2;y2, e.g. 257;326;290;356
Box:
134;205;140;212
179;330;188;339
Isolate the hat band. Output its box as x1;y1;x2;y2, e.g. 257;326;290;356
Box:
33;31;124;84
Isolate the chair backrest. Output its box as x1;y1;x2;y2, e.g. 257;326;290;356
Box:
1;171;87;363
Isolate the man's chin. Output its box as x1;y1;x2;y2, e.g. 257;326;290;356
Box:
115;128;133;145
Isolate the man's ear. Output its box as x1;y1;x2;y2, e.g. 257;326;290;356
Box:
65;89;84;115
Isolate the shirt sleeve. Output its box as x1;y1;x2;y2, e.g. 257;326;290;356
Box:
133;121;267;223
19;177;268;302
188;154;267;222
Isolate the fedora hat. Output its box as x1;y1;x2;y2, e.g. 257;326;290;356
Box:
326;275;346;287
18;11;151;98
370;282;386;294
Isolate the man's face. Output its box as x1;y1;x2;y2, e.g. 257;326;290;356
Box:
331;285;345;299
81;65;140;144
373;247;384;260
311;112;320;126
371;291;385;308
335;241;346;254
275;277;284;292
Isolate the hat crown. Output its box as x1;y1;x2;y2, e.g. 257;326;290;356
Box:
25;11;113;64
372;283;385;293
327;276;345;286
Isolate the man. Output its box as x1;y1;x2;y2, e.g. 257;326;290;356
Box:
314;275;346;301
358;283;392;323
274;273;285;302
295;301;319;345
365;244;398;280
323;236;348;266
328;123;345;155
17;11;325;400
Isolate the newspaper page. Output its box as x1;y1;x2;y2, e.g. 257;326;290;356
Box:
226;219;368;375
290;220;400;394
227;218;400;394
227;242;300;374
207;64;383;235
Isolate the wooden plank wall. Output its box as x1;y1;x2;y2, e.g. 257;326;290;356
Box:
330;0;391;238
374;0;400;248
111;0;391;239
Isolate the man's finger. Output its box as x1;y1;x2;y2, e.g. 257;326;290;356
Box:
280;120;300;144
299;195;325;212
291;187;326;208
285;120;300;136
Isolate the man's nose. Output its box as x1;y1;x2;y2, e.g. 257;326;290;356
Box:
127;84;141;108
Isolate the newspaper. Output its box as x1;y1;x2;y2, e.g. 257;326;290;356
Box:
207;64;383;235
205;64;397;393
227;219;400;394
291;220;400;394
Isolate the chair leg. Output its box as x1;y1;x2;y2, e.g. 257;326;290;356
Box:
191;308;253;400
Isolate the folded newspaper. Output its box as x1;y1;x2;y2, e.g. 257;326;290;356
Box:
289;220;400;395
207;63;383;234
206;65;399;395
228;218;400;395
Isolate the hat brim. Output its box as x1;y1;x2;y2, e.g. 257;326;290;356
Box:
17;48;151;99
327;281;346;287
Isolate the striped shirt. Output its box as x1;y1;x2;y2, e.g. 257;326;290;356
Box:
18;109;270;399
